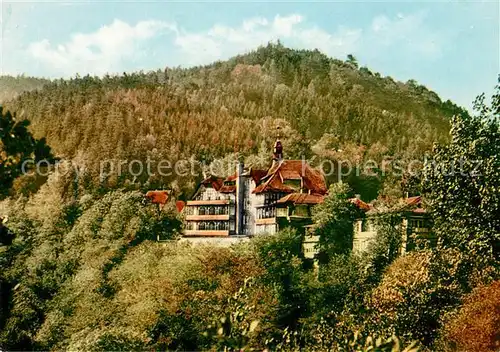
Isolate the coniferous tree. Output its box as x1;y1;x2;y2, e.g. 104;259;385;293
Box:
0;107;55;196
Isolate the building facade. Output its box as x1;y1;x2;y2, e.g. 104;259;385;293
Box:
298;196;434;260
183;176;237;237
352;196;434;254
182;138;328;238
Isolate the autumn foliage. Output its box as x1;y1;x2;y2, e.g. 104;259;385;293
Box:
440;280;500;352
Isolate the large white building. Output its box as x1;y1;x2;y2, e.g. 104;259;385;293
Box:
182;138;328;239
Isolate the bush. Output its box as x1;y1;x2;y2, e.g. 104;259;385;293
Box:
315;254;365;316
0;189;183;350
439;280;500;352
367;250;465;346
252;229;308;332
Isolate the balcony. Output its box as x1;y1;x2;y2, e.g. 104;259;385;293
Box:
255;218;276;225
186;199;231;206
184;230;230;237
185;214;230;221
256;205;276;219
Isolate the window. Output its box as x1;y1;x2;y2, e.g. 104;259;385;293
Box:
277;207;288;217
410;218;429;230
293;205;309;217
410;219;424;229
264;193;283;205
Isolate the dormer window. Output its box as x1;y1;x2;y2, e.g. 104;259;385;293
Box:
283;179;301;190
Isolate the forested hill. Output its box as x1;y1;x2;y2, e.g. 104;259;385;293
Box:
1;43;467;196
0;75;51;103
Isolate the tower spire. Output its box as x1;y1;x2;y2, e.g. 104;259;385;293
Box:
273;126;283;162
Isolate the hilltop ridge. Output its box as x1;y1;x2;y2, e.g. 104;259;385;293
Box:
1;43;468;198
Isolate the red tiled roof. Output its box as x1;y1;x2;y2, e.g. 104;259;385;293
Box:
253;160;327;195
254;174;295;194
145;190;169;205
250;169;267;184
406;196;422;206
350;198;371;211
277;193;325;205
219;185;236;193
279;170;302;180
200;176;224;191
176;200;185;212
353;196;425;214
405;196;426;213
219;174;238;193
225;173;237;181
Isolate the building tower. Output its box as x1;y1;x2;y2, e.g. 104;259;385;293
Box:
271;126;283;171
273;126;283;161
235;160;245;235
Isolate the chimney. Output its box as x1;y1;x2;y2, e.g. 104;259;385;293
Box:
355;194;361;200
236;160;245;235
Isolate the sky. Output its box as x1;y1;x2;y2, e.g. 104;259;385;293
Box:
0;0;498;111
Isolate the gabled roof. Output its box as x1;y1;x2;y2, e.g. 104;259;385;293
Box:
176;200;185;212
249;169;268;184
197;174;239;194
253;160;327;195
253;174;296;194
350;198;371;211
277;193;325;205
352;195;426;215
219;173;237;193
406;196;422;206
405;196;426;214
191;176;225;199
200;176;224;191
145;190;169;206
219;185;236;193
225;173;237;181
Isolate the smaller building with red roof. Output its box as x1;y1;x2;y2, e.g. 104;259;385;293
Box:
351;195;434;254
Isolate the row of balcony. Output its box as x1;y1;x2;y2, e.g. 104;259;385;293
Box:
185;205;234;215
256;205;276;219
185;214;230;221
185;220;234;231
184;230;230;237
186;199;231;205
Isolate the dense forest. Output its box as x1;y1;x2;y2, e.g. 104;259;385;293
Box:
0;76;51;103
0;44;498;351
1;43;468;200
